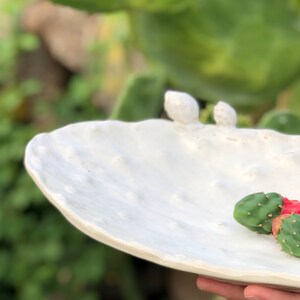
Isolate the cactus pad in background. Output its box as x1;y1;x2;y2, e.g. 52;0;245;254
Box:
257;110;300;135
52;0;300;106
110;72;166;121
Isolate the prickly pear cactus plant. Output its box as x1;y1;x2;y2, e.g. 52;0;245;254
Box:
52;0;300;107
272;214;300;257
233;192;283;234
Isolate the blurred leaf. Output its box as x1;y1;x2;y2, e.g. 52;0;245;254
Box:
0;38;16;79
257;110;300;134
287;78;300;115
54;73;106;123
52;0;197;12
18;33;39;51
20;79;41;96
68;75;96;104
73;246;106;283
0;118;13;138
110;72;166;121
0;250;11;280
0;0;28;15
134;0;300;105
0;163;16;188
21;282;43;300
0;87;22;115
51;0;129;12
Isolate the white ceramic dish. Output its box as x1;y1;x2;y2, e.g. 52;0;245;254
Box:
25;91;300;291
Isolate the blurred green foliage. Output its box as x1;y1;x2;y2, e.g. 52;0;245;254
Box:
258;110;300;134
0;1;143;299
2;0;300;299
52;0;300;108
110;72;165;121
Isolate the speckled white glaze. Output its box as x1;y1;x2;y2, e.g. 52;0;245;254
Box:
25;91;300;291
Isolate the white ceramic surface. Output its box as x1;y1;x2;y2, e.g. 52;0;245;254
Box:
25;91;300;291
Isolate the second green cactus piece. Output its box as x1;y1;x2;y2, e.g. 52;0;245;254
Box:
233;192;283;234
273;214;300;257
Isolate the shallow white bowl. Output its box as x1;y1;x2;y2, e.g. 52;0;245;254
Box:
25;92;300;291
